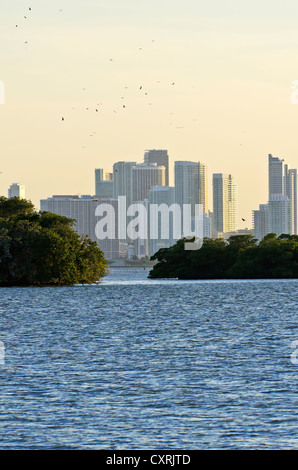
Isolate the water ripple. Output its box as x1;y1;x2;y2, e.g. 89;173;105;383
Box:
0;268;298;449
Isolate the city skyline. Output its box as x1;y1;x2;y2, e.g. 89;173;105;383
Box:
253;153;297;239
38;150;297;261
5;151;297;232
1;1;298;223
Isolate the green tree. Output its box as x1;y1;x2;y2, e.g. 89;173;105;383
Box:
0;197;108;286
148;233;298;280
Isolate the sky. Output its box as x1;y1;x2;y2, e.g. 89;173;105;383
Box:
1;0;298;227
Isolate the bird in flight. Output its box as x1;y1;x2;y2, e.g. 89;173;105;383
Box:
242;218;246;221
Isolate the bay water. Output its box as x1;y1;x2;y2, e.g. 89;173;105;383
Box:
0;268;298;449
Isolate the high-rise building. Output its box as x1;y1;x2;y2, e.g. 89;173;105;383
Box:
132;163;165;202
130;199;150;259
95;168;112;184
144;149;169;186
148;186;177;256
268;194;292;236
284;165;297;235
213;173;238;234
8;183;25;199
174;161;208;216
40;195;120;260
268;154;285;197
113;161;136;208
112;161;137;243
268;154;297;235
253;204;268;242
95;168;113;198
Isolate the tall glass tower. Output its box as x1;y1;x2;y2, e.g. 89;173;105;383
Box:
174;161;208;216
144;150;169;186
212;173;238;234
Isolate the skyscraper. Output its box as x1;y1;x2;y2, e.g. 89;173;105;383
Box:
8;183;26;199
268;194;292;236
132;163;165;202
113;161;137;242
253;204;268;242
95;168;113;198
268;154;297;235
113;161;136;208
213;173;238;234
174;161;208;215
144;149;169;186
148;186;177;256
284;165;297;235
40;195;120;260
268;153;285;197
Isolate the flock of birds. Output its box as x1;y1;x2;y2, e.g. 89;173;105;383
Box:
11;6;248;222
13;5;251;149
14;7;180;126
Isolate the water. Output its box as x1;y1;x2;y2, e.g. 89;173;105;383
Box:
0;268;298;449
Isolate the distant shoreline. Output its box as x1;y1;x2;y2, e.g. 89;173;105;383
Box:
108;265;153;268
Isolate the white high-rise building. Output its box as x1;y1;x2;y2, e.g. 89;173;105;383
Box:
144;149;169;186
113;161;136;243
268;154;285;197
131;199;150;259
284;165;297;235
113;161;136;208
267;154;297;235
40;195;120;260
132;163;165;202
253;204;268;242
148;186;177;256
174;161;208;216
268;194;292;236
8;183;26;199
213;173;238;234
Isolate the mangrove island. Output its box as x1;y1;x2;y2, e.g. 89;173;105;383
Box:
148;234;298;279
0;197;108;286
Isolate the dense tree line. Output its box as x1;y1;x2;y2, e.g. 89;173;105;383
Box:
149;234;298;279
0;197;108;286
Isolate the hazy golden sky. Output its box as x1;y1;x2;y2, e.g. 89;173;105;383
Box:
1;0;298;227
